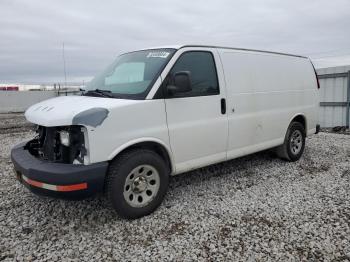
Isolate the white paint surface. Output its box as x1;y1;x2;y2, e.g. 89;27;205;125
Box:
23;46;319;175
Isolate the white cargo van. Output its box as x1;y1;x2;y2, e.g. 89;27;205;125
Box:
11;45;320;218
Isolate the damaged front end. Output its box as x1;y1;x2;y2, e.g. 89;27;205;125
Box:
25;125;88;164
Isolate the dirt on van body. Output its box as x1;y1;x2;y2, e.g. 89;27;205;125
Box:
0;114;350;261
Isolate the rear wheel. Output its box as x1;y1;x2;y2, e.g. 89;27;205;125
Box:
106;149;169;219
276;122;306;161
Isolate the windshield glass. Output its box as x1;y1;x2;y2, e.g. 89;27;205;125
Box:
86;49;175;99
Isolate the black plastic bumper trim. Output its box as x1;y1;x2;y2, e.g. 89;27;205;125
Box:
11;142;108;198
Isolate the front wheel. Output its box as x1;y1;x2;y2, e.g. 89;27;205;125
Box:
106;149;169;219
276;122;306;161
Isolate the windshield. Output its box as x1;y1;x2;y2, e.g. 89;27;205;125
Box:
85;49;175;99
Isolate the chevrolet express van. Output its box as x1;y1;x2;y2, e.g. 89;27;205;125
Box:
11;45;320;218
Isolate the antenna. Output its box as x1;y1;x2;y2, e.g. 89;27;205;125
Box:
62;42;67;88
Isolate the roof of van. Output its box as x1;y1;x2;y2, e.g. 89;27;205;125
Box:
143;45;308;59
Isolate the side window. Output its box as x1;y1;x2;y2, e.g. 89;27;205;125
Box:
169;51;219;97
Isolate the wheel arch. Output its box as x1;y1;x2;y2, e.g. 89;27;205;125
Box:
108;138;175;174
289;113;307;134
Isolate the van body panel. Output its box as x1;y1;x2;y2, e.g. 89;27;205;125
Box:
87;99;170;164
217;49;318;160
159;47;229;174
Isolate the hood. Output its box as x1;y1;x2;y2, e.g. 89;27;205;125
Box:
25;96;139;127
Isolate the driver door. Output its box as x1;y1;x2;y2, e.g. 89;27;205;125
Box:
162;49;228;174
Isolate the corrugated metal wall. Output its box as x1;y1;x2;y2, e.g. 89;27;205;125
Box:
316;65;350;128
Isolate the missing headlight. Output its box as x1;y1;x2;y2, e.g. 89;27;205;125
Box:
26;125;87;164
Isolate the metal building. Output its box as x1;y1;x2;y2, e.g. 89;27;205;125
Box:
316;65;350;128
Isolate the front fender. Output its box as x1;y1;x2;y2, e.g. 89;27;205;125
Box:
107;137;175;174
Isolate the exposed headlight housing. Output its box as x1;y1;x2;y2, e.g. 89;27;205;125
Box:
59;131;70;146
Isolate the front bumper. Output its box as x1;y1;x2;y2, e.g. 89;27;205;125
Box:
11;142;108;199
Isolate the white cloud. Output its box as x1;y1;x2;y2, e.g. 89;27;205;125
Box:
0;0;350;82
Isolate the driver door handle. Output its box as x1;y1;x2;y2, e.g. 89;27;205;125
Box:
221;98;226;114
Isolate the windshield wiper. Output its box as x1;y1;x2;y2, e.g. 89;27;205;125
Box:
83;89;114;98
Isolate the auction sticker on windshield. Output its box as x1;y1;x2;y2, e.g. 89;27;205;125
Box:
147;51;170;58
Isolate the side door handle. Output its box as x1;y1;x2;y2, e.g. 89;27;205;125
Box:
221;98;226;114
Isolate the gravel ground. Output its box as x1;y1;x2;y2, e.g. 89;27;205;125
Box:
0;123;350;261
0;113;33;134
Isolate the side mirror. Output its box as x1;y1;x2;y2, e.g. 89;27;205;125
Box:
167;71;192;94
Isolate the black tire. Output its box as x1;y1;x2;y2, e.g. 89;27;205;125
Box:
276;122;306;162
106;149;169;219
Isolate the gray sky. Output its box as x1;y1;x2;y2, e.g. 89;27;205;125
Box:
1;0;350;83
